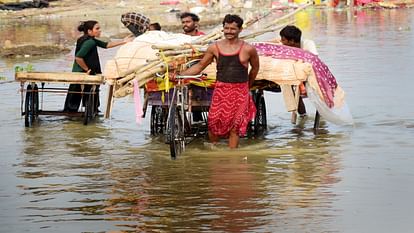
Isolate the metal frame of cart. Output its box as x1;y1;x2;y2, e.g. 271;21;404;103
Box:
15;72;104;127
143;74;270;159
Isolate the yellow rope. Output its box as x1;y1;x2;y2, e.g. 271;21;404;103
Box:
159;50;170;95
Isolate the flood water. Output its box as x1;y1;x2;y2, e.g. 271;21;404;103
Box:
1;7;414;233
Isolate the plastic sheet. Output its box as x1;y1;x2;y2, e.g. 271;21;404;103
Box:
307;83;354;125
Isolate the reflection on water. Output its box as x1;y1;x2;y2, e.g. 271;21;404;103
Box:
16;127;343;232
1;7;414;233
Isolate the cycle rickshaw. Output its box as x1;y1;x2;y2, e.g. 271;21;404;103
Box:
143;71;277;158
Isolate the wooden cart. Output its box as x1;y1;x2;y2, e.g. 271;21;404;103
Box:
15;72;104;127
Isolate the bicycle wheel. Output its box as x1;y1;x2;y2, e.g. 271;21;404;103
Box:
24;84;35;127
168;106;185;159
33;84;39;117
254;90;267;136
150;105;166;136
83;92;94;125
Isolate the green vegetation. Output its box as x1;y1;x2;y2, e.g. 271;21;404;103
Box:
15;64;35;72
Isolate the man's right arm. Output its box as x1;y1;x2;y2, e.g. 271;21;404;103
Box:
248;46;260;88
180;45;215;75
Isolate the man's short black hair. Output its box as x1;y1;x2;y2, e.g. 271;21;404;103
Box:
222;14;243;28
280;25;302;43
150;22;161;30
180;12;200;22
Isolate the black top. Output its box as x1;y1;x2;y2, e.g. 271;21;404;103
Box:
72;35;108;74
215;42;248;83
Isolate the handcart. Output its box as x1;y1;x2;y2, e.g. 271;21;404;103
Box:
15;72;104;127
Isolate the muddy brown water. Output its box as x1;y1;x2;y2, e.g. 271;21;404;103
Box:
1;7;414;233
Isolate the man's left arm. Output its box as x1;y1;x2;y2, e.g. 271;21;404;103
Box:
248;46;260;88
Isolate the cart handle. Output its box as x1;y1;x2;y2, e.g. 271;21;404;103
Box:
175;73;206;80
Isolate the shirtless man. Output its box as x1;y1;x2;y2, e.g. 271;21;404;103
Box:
181;14;260;148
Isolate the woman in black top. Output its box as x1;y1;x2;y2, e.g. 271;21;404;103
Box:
64;20;133;112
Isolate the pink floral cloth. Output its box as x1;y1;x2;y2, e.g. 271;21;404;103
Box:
252;42;337;108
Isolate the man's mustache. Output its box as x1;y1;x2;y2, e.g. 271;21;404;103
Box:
224;33;235;36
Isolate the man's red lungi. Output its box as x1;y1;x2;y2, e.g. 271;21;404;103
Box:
208;81;256;137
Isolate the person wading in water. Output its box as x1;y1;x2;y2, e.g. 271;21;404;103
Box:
63;20;133;112
180;14;260;148
180;12;205;123
278;25;319;118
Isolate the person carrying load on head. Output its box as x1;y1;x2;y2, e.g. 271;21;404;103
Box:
277;25;318;118
180;14;260;148
149;22;162;31
121;12;151;36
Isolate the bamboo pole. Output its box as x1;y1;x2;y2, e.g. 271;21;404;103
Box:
244;10;274;28
241;21;295;40
116;73;135;86
114;78;150;98
15;72;104;84
263;3;311;29
193;28;222;44
114;84;133;98
126;66;166;87
150;53;204;64
204;33;224;43
116;60;163;86
156;49;199;56
118;63;146;78
151;44;204;51
156;50;207;58
118;60;162;79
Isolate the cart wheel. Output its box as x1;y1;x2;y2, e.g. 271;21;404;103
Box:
150;105;166;136
247;90;267;137
83;92;95;125
254;90;267;136
168;106;185;159
33;84;39;117
24;84;36;127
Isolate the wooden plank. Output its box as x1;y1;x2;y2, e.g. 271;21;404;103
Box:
15;72;104;85
36;110;84;117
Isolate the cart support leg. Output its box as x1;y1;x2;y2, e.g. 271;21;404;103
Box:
313;110;320;132
142;91;149;118
104;84;114;119
20;82;24;115
291;85;300;124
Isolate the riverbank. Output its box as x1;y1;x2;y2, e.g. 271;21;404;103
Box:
0;0;228;57
1;0;413;58
0;0;225;27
